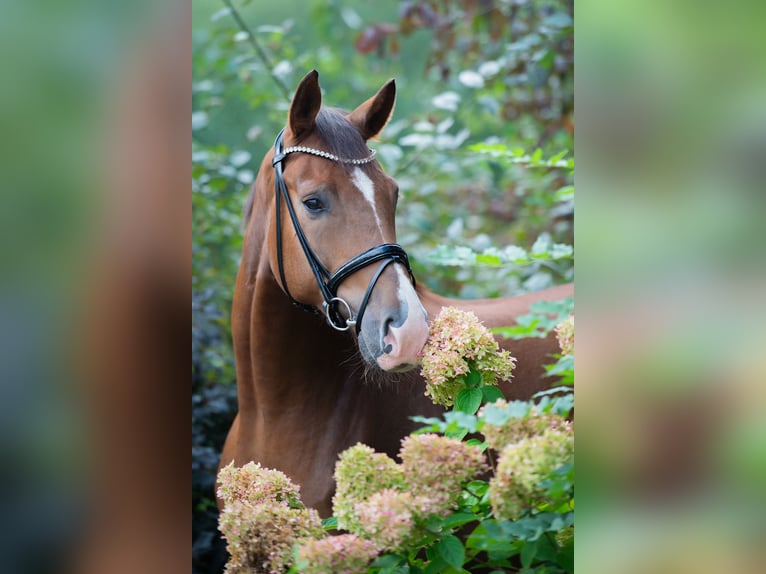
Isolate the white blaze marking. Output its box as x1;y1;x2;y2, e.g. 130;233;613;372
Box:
351;167;382;231
396;266;426;318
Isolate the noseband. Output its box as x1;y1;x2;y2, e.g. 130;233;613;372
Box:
271;128;416;333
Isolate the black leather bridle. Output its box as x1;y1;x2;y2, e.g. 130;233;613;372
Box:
271;128;416;334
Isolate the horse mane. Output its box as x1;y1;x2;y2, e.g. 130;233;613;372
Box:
242;107;371;229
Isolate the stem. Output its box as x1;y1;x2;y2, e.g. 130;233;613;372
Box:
221;0;292;102
486;446;496;473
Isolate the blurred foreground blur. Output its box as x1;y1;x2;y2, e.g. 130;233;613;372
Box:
577;1;766;572
0;1;188;573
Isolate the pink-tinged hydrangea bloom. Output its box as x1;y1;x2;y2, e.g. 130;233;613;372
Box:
400;433;487;515
219;500;323;574
217;462;323;573
333;444;405;534
420;307;515;407
489;427;574;520
356;489;419;551
217;461;302;509
297;533;379;574
480;399;571;452
555;314;574;356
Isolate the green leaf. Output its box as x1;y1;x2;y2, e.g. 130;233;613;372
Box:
455;388;483;414
499;512;574;542
435;535;465;569
481;385;505;403
555;185;574;201
464;438;486;451
411;415;447;434
425;515;444;533
465;480;489;498
440;512;477;530
546;354;574;377
422;557;446;574
321;516;337;530
545;12;573;28
520;539;538;568
371;553;406;573
444;411;479;433
465;369;482;388
557;538;575;573
480;400;531;426
444;426;469;440
476;252;502;265
529;297;574;316
466;521;519;555
491;322;546;340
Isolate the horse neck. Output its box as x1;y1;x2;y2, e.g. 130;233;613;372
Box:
231;227;359;418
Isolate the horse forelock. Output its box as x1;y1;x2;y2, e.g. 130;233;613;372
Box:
307;107;371;162
242;107;375;231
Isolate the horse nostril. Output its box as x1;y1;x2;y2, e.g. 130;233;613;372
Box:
381;316;395;354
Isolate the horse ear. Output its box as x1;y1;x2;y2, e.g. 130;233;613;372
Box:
288;70;322;140
348;79;396;141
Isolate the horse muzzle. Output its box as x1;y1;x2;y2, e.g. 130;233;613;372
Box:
357;266;429;372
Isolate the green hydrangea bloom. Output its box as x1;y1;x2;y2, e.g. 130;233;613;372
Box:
489;428;574;520
555;314;574;356
332;444;405;534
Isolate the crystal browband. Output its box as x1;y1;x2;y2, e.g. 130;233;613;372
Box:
282;145;377;165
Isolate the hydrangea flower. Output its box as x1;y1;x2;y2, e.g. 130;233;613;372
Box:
420;307;515;407
400;433;487;515
219;500;323;574
331;436;486;553
555;314;574;356
297;533;379;574
489;427;574;520
480;399;571;452
217;461;302;508
217;462;323;573
333;444;405;534
355;489;419;551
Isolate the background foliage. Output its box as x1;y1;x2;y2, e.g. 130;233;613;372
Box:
192;1;573;572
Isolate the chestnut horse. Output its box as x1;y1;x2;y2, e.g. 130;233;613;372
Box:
219;70;572;517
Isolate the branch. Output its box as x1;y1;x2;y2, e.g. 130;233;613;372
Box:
221;0;292;102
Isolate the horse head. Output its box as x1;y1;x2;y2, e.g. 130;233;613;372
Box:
252;70;428;372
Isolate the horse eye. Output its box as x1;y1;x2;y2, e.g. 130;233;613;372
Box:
303;197;324;212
